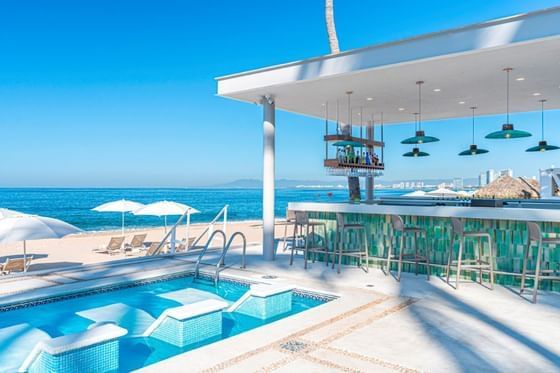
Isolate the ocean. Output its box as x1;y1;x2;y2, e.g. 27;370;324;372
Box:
0;188;406;231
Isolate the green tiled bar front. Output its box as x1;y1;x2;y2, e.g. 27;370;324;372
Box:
306;211;560;291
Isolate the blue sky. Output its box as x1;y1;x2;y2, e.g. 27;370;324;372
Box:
1;0;559;187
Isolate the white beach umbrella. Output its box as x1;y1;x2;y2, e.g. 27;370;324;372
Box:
0;208;26;219
0;215;82;272
92;199;145;236
426;188;459;198
133;201;200;234
403;190;427;197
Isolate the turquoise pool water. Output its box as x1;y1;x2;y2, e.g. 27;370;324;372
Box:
0;274;328;372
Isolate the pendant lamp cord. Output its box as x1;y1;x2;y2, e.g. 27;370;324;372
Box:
417;81;423;130
471;106;476;144
505;68;511;124
541;100;544;140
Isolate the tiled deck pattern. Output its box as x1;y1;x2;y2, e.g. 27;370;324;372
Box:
208;297;418;373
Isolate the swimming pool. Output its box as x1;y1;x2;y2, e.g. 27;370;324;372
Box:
0;273;332;372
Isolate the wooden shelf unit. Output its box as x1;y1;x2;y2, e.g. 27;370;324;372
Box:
324;134;384;148
324;159;385;170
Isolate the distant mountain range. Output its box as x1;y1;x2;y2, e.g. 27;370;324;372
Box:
212;177;479;189
212;179;346;189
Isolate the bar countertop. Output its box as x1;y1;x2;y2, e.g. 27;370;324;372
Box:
288;202;560;223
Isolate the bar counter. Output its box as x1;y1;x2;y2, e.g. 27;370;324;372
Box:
288;202;560;223
287;201;560;291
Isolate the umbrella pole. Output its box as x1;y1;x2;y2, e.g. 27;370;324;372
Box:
186;210;191;249
122;211;125;237
164;216;167;234
23;240;27;273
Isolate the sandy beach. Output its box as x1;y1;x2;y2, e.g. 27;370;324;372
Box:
0;219;289;273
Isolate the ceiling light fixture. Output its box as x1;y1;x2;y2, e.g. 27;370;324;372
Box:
403;147;429;157
526;99;560;152
401;81;439;145
485;68;531;139
459;107;489;156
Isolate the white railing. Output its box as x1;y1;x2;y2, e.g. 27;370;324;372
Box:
190;205;228;249
150;205;229;256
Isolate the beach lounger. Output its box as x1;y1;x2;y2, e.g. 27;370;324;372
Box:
95;236;125;255
124;234;147;252
1;256;33;274
145;242;160;256
175;237;196;253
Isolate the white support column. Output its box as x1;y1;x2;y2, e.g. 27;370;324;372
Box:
262;96;275;261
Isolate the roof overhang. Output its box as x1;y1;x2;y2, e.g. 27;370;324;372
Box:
216;7;560;125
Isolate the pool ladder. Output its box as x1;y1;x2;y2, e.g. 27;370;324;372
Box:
194;230;247;286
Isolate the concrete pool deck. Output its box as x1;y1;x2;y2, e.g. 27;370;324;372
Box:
0;244;558;372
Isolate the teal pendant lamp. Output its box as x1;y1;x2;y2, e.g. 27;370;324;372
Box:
486;68;531;139
402;81;439;144
403;147;429;157
403;113;430;157
459;107;489;156
526;99;560;152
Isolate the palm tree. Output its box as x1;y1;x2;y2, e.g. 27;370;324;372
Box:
325;0;340;54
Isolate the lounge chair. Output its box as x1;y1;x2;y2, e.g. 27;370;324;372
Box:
175;237;196;253
1;256;33;275
124;234;147;252
145;242;160;256
95;236;125;255
127;242;161;257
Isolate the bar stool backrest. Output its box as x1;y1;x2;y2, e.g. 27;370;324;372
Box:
336;213;345;227
295;211;309;225
527;222;542;242
286;209;296;221
450;217;464;235
390;215;404;232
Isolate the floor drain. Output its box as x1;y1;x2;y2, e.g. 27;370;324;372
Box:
280;340;308;353
262;275;278;279
365;284;375;288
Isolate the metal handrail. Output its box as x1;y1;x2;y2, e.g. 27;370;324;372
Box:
194;230;227;279
151;208;191;256
193;230;247;286
219;232;247;268
190;205;228;248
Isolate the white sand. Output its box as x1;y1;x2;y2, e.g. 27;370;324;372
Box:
0;220;290;273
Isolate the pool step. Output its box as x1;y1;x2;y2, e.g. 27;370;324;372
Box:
227;284;293;319
143;299;228;347
19;323;127;373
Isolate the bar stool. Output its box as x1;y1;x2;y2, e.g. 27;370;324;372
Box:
281;209;297;251
289;211;330;269
521;222;560;303
333;213;369;274
446;217;494;290
385;215;430;281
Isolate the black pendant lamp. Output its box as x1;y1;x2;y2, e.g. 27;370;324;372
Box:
526;99;560;152
459;107;489;156
485;68;531;139
401;81;439;144
403;113;430;157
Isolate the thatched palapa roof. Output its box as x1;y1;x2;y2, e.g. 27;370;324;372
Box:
474;175;540;199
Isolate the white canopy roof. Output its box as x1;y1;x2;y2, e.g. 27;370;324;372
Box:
427;188;459;197
217;7;560;125
403;190;427;197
